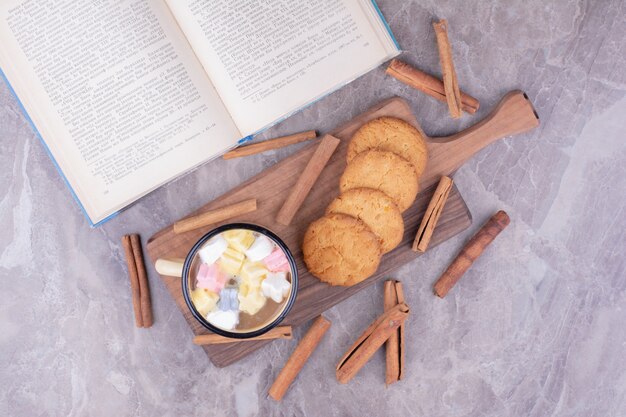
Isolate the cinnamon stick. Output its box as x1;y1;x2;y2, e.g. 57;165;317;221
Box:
223;130;317;160
394;282;406;381
193;326;293;345
434;210;510;298
384;281;405;385
433;19;463;118
413;176;454;252
173;198;257;234
122;234;153;328
269;316;331;401
386;59;479;114
336;303;410;384
121;235;143;328
276;134;340;226
130;234;153;327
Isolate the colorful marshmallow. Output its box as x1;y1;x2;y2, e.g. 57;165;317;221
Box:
238;281;266;315
261;271;291;303
217;287;239;311
218;247;245;275
223;229;255;252
240;262;269;287
263;247;291;272
245;235;275;262
206;310;239;331
196;263;228;293
198;235;228;264
190;288;219;317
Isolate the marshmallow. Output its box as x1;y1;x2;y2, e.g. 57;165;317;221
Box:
218;247;245;275
198;235;228;265
190;288;219;317
223;229;255;253
261;272;291;303
196;263;228;293
240;262;268;287
217;287;239;311
206;310;239;331
238;282;266;315
263;248;291;272
245;235;275;262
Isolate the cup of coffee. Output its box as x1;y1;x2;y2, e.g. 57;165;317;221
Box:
155;223;297;338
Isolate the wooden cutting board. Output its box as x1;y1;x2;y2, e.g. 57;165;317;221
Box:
147;92;539;367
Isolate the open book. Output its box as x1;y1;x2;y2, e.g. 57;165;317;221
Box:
0;0;399;226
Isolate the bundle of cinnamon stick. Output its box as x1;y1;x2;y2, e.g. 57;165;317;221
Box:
386;19;479;118
267;281;410;400
336;281;408;385
121;234;153;328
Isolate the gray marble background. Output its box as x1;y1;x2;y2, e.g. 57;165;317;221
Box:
1;0;625;416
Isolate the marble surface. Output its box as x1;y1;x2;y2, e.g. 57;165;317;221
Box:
1;0;625;415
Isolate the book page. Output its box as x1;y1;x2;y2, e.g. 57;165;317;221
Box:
165;0;399;136
0;0;241;224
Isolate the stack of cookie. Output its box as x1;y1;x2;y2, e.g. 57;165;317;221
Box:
303;117;428;286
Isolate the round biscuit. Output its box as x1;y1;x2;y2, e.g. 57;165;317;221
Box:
326;188;403;253
347;116;428;177
340;150;418;212
302;213;381;286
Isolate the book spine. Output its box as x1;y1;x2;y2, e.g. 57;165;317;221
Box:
238;135;254;144
369;0;401;50
0;66;114;227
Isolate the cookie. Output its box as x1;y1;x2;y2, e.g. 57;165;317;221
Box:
326;188;404;253
302;213;382;286
340;150;418;212
347;116;428;177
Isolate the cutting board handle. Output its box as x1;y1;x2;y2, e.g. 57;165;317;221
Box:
427;90;539;176
433;90;539;143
